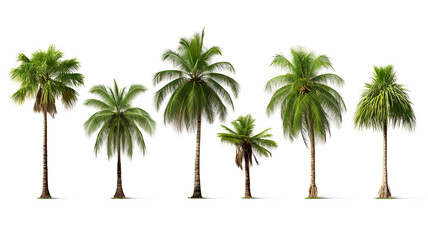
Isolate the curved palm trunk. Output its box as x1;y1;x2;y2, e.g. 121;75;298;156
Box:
190;114;202;198
378;122;391;198
40;111;51;199
244;156;252;198
308;122;318;198
114;144;125;198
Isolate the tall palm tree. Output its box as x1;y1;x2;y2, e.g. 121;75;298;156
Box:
84;80;156;198
10;45;84;198
265;47;346;198
153;29;239;198
354;65;415;198
217;115;278;198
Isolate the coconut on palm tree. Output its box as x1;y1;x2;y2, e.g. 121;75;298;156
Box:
153;29;239;198
354;65;415;199
10;45;84;198
217;115;277;198
84;80;156;198
265;47;346;198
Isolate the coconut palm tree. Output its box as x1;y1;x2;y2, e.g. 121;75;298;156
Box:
153;29;239;198
217;115;278;198
10;45;84;198
354;65;415;198
84;80;156;198
265;47;346;198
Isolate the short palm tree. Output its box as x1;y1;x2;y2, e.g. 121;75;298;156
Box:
354;65;415;198
84;80;156;198
10;45;84;198
153;29;239;198
266;47;346;198
217;115;278;198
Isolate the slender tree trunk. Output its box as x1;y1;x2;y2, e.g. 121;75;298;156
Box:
190;114;202;198
40;111;51;199
308;122;318;198
378;122;391;198
114;144;125;198
244;156;252;198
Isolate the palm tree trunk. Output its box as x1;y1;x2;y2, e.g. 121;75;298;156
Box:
244;156;252;198
308;121;318;198
40;111;51;199
114;144;125;198
190;114;202;198
378;122;391;198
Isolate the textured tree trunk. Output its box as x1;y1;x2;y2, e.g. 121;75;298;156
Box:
114;144;125;198
244;156;252;198
378;122;391;198
190;114;203;198
40;111;51;199
308;122;318;198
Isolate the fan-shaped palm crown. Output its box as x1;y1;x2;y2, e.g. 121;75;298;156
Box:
84;80;156;158
354;65;415;130
217;114;278;169
153;29;239;131
10;44;84;116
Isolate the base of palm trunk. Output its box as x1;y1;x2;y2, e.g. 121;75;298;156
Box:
113;188;126;199
190;188;202;198
39;195;51;199
189;194;203;198
39;189;51;199
308;184;318;198
378;184;391;198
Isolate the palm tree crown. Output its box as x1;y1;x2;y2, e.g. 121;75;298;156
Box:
266;47;346;144
354;65;415;130
153;29;239;131
218;115;278;169
84;80;156;158
10;44;84;115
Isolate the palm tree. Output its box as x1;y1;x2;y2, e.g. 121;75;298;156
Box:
10;45;84;198
217;115;278;198
354;65;415;198
84;80;156;198
265;47;346;198
153;29;239;198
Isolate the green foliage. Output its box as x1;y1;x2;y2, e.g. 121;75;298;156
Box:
265;47;346;145
217;114;278;169
153;29;239;131
84;80;156;159
354;65;415;131
10;45;84;116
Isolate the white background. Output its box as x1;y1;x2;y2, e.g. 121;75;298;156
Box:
0;0;426;239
